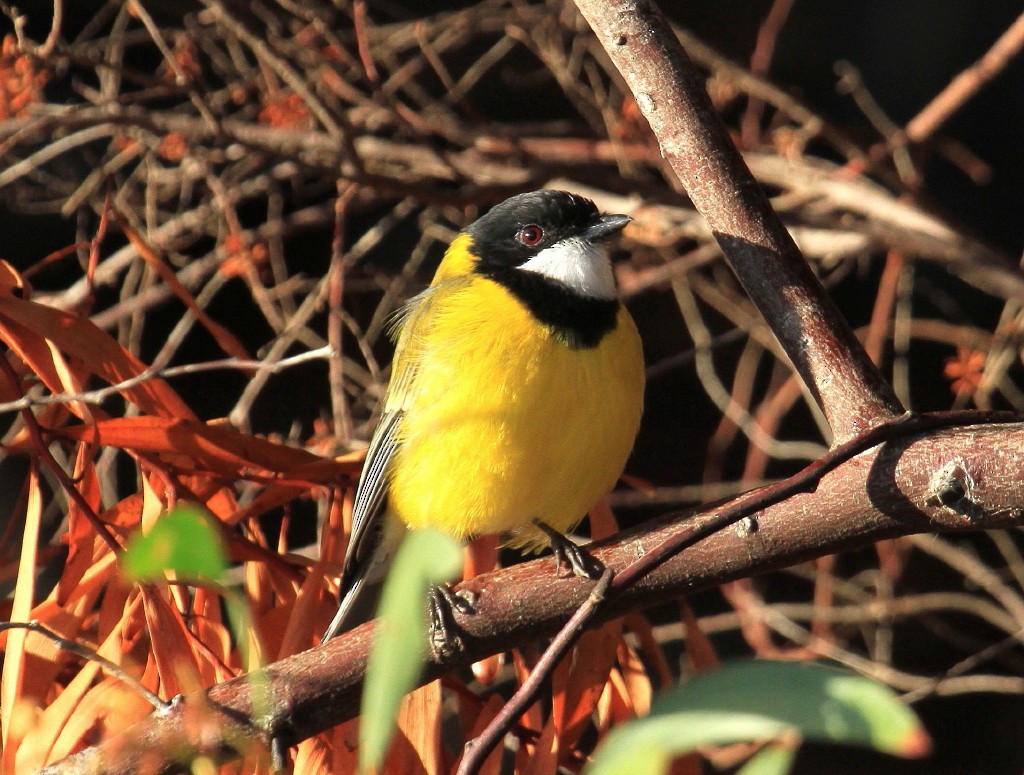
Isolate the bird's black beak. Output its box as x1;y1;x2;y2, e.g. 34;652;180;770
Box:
581;213;631;241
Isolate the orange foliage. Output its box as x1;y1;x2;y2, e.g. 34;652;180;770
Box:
111;133;141;154
0;248;681;774
0;35;47;120
219;232;270;279
157;131;188;162
943;347;987;397
0;258;360;771
161;35;202;85
258;92;313;130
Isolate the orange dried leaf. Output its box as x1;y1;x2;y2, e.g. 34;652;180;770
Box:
200;485;241;522
318;487;353;568
464;534;498;581
455;694;505;775
56;445;103;605
140;587;204;698
0;260;29;296
42;676;152;769
519;716;558;775
278;562;332;659
624;612;674;687
190;588;233;677
322;720;362;773
384;680;444;775
681;599;719;671
0;313;76;413
55;416;352;483
380;728;430;775
6;700;43;773
470;652;501;686
18;652;100;772
15;628;64;717
552;619;623;752
293;736;333;775
0;294;194;419
615;640;653;717
98;580;138;650
1;462;42;764
30;555;116;648
511;648;545;733
597;667;632;730
254;602;296;666
120;220;251;362
101;493;145;530
587;495;619;540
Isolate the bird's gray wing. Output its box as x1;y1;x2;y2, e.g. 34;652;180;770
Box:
321;377;410;642
340;285;431;581
322;281;462;642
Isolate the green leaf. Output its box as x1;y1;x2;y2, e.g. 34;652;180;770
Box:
736;744;797;775
587;660;930;775
121;505;227;582
358;528;463;774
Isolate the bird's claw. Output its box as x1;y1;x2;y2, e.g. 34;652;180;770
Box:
427;583;473;661
534;519;602;579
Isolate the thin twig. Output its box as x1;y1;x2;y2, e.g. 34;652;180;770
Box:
455;569;613;775
329;182;357;446
904;11;1024;143
0;347;331;414
35;0;63;58
0;621;166;710
739;0;797;145
0;355;123;554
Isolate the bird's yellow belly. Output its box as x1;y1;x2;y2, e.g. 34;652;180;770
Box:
388;279;644;548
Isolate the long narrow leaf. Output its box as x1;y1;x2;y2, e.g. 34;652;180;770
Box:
359;528;462;774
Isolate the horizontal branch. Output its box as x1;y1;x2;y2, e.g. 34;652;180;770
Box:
42;414;1024;775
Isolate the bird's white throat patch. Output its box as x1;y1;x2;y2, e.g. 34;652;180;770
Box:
518;238;617;300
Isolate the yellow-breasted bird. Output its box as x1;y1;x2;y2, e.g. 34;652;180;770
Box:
322;189;644;642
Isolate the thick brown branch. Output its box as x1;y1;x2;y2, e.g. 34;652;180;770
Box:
572;0;904;441
41;416;1024;775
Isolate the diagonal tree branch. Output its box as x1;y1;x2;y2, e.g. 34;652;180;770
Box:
573;0;905;442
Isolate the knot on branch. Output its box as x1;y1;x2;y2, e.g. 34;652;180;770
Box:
928;459;983;520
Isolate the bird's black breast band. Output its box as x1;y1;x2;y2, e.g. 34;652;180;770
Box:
480;266;619;349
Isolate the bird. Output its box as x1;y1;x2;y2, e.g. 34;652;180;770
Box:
321;189;644;643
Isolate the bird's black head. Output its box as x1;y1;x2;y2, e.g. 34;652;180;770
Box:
463;190;631;348
466;190;629;271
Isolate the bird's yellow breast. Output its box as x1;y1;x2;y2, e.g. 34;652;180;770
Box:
387;274;644;548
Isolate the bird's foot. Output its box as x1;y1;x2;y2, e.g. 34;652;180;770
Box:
534;519;602;580
427;583;474;661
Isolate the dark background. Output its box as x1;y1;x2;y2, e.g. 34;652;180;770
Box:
2;2;1023;773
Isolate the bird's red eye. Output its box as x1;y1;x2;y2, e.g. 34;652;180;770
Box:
517;225;544;246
